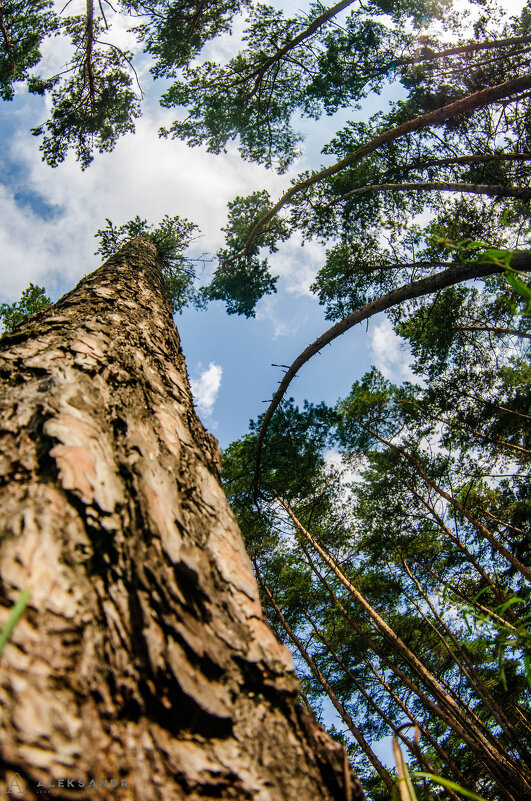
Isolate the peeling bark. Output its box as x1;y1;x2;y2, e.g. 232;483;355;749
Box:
0;238;361;801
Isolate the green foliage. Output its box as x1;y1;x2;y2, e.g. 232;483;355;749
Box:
205;191;289;316
94;215;203;312
504;268;531;313
1;0;451;172
124;0;247;77
459;592;531;693
0;283;51;334
334;366;401;447
0;0;56;101
205;256;277;317
224;272;531;798
159;3;312;171
30;13;141;169
222;191;290;255
425;229;531;314
310;238;390;320
394;285;470;379
223;398;334;505
159;0;448;170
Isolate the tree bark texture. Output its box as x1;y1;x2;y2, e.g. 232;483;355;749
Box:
0;239;361;801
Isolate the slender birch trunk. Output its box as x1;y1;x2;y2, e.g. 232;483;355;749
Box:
0;238;360;801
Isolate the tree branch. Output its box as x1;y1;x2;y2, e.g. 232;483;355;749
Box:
366;152;531;186
333;181;531;205
232;72;531;261
453;324;531;339
84;0;96;108
227;0;356;93
392;33;531;68
253;250;531;490
0;0;13;50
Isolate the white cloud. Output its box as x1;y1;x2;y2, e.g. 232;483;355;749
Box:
324;448;367;487
255;294;310;339
268;233;326;297
369;318;415;383
0;94;291;303
190;362;223;417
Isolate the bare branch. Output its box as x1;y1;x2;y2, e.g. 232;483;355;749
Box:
453;324;531;340
333;181;531;205
59;0;77;15
98;0;109;30
84;0;96;109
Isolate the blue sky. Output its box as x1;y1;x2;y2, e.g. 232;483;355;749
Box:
0;1;418;450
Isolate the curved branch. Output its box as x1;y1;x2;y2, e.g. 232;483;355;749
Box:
230;72;531;262
334;181;531;204
96;38;144;97
252;249;531;490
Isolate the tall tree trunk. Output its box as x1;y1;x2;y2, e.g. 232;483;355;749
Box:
0;238;361;801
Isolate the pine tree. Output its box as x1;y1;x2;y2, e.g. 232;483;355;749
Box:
0;238;360;801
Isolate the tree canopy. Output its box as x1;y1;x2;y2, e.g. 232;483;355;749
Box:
223;274;531;799
2;0;531;798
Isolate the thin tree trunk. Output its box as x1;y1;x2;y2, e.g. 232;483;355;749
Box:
277;498;531;799
254;564;395;796
0;238;360;801
390;559;527;759
404;483;510;609
305;619;451;801
298;540;480;792
352;416;531;582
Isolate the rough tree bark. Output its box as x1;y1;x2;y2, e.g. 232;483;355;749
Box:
0;238;361;801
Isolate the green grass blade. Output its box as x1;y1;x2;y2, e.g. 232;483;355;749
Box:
524;654;531;691
0;590;31;656
412;772;489;800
